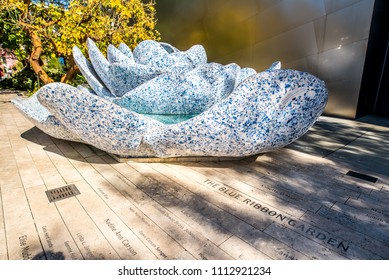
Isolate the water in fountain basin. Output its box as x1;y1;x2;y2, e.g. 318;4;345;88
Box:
141;113;198;124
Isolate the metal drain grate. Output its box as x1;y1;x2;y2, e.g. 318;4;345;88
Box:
45;184;81;203
346;170;378;183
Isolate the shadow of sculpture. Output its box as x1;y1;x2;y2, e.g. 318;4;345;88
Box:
32;250;65;260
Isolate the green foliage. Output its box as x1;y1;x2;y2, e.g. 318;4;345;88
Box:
0;0;160;90
0;66;37;93
56;0;160;56
0;9;31;63
65;73;87;88
42;55;66;81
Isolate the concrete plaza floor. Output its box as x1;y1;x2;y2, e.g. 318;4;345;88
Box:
1;91;389;260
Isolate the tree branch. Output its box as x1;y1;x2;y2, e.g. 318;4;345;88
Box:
28;30;54;84
61;56;79;83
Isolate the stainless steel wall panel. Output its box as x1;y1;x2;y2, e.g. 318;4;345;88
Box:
155;0;207;50
306;54;321;76
255;0;326;42
283;56;313;72
203;17;255;60
254;0;284;13
216;47;255;69
205;0;260;23
323;0;374;52
355;0;375;34
253;23;319;70
318;41;367;84
323;80;362;117
318;41;368;117
324;0;364;13
313;17;327;52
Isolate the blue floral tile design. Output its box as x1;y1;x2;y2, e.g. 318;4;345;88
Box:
11;94;81;142
12;39;328;159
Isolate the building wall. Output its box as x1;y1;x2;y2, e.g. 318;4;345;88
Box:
156;0;375;119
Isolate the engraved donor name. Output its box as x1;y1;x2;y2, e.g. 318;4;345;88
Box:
105;218;137;256
139;230;167;259
42;226;53;248
64;241;78;260
19;235;32;260
76;232;97;259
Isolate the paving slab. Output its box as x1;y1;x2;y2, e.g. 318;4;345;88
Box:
301;210;389;259
24;185;83;260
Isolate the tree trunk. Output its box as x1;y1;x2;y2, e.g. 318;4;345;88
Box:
28;30;54;85
60;56;79;83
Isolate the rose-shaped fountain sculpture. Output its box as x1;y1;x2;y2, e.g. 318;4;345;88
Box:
12;39;328;159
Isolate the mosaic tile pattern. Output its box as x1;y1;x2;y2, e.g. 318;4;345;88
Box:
74;39;209;98
72;46;113;98
11;94;81;142
12;40;328;158
113;62;251;115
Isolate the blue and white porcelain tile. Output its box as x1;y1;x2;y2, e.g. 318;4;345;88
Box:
76;85;96;96
11;93;81;142
74;39;209;97
159;42;180;54
132;40;206;70
112;62;252;116
72;45;113;98
107;44;134;65
36;83;163;157
34;69;327;158
117;43;135;62
143;70;327;157
86;38;118;96
13;40;328;159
